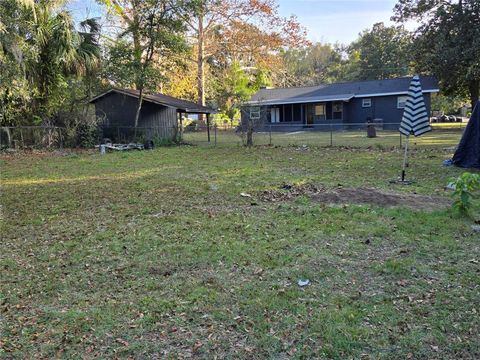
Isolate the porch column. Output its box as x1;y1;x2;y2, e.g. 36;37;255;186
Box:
179;111;183;140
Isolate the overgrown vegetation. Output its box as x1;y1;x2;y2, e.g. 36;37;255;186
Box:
450;172;480;214
1;0;477;142
1;142;479;358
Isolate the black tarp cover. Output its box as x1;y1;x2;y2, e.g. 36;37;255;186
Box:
452;101;480;169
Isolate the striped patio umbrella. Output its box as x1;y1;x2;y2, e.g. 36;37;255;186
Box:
399;75;431;137
397;75;432;183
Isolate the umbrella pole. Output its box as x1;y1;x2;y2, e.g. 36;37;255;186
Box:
401;135;409;181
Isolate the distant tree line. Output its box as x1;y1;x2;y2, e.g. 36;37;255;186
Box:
0;0;478;136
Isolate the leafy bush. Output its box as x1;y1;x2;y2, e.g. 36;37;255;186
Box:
449;172;480;213
76;123;99;148
184;121;198;131
152;135;176;147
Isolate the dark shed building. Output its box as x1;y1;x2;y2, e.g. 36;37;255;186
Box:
242;76;440;131
89;88;215;142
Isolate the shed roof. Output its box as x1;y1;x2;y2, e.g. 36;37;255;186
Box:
89;88;216;114
248;76;440;105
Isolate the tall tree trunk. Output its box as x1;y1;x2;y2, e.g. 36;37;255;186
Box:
132;12;142;90
197;15;205;124
134;87;144;130
133;32;142;90
469;80;479;110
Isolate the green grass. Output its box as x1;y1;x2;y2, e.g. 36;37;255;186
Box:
184;128;464;148
1;138;479;359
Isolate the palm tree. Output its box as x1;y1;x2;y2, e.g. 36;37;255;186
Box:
29;3;101;122
1;0;101;124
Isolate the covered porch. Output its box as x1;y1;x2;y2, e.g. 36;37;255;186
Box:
253;94;354;131
267;101;346;127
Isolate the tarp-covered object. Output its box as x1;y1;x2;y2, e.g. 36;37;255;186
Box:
452;101;480;169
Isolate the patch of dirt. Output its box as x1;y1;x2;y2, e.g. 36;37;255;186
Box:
259;183;450;211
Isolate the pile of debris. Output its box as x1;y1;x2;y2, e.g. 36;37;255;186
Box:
258;183;325;202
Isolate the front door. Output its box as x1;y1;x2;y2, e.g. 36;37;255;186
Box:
305;104;315;126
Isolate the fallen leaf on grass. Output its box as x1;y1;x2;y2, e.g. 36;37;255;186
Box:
193;341;203;352
115;338;129;347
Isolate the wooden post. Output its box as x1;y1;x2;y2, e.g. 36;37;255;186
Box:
179;111;183;142
291;104;294;122
301;104;304;125
206;113;210;143
401;135;410;182
330;123;333;146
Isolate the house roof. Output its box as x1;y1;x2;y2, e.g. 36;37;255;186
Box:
247;76;440;106
89;88;216;114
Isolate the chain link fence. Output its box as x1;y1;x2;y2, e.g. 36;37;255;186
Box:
0;126;67;149
183;122;466;149
1;122;466;150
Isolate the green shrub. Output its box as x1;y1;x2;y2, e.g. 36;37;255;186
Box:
449;172;480;213
76;123;99;148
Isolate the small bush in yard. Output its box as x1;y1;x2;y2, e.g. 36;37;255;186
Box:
449;172;480;213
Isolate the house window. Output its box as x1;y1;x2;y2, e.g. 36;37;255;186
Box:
250;106;260;120
362;98;372;108
333;102;343;112
315;104;325;116
397;96;408;109
332;102;343;120
270;107;280;123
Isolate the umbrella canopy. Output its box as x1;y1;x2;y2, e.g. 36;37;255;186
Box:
399;75;431;137
452;101;480;169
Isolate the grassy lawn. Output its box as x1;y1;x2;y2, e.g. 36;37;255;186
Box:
1;139;479;358
184;128;464;149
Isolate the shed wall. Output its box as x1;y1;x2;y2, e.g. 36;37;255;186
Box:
94;93;177;141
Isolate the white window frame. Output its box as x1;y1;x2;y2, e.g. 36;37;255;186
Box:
250;106;260;120
362;98;372;108
397;96;408;109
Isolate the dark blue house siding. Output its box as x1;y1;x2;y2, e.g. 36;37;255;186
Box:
242;93;433;131
345;94;432;130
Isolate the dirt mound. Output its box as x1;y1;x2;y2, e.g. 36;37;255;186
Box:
259;183;450;211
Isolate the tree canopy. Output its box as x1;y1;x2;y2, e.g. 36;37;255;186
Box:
393;0;480;108
1;0;478;132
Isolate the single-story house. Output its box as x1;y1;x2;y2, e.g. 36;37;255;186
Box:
242;76;440;131
89;88;215;142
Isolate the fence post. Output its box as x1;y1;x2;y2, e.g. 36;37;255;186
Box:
59;127;64;149
269;125;272;145
206;113;211;143
214;124;217;146
330;123;333;147
20;128;24;148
